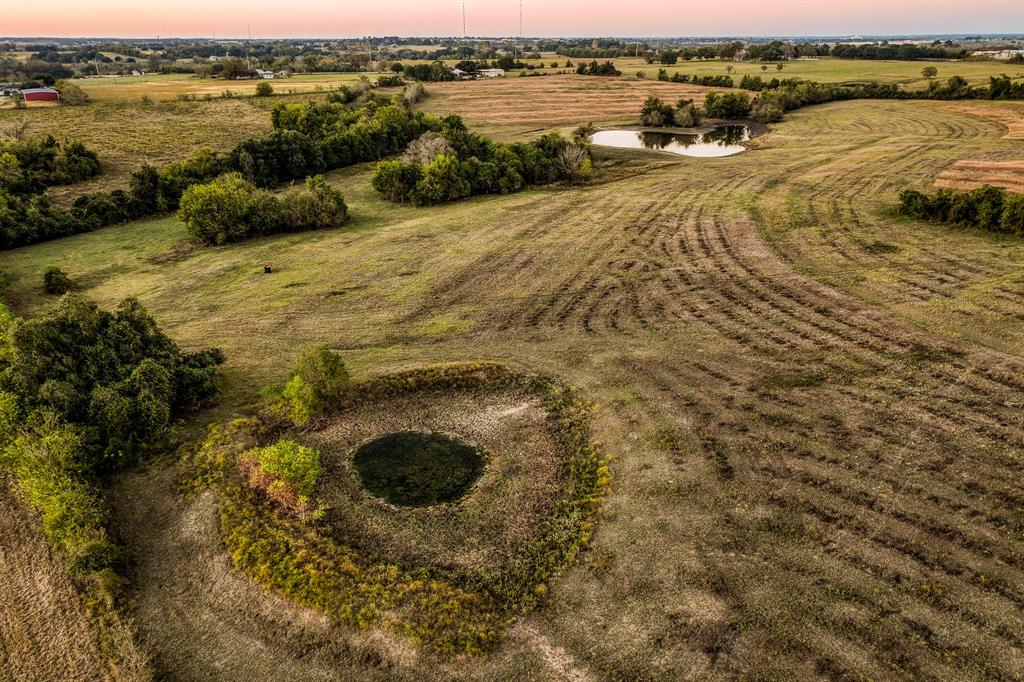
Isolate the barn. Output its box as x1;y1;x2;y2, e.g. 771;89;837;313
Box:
21;87;60;102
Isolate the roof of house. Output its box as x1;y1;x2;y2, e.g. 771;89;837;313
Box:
21;87;60;94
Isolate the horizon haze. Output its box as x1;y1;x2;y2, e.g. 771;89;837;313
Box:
1;0;1021;39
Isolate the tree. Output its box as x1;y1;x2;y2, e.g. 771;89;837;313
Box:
726;65;734;74
922;66;938;79
220;57;251;80
761;64;768;72
255;81;273;97
704;91;753;119
177;172;280;244
640;95;674;127
54;79;89;105
776;63;784;72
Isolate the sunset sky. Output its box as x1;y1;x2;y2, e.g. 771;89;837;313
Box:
1;0;1021;39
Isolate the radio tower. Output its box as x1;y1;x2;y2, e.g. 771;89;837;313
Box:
462;1;466;39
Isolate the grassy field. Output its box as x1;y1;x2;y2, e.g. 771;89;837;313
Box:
73;72;373;103
2;86;1024;679
610;55;1024;88
0;80;1022;679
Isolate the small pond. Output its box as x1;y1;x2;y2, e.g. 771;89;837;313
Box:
590;125;750;157
353;431;484;507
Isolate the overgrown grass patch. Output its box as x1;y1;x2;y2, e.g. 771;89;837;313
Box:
185;361;610;657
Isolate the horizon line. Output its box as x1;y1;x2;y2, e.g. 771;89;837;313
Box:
4;32;1023;41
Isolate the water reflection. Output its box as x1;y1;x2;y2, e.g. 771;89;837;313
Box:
590;126;750;157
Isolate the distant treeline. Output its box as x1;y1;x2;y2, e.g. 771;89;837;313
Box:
899;185;1024;236
576;60;622;76
830;43;969;61
730;74;1024;122
657;70;735;87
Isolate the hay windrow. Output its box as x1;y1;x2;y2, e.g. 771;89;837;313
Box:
185;362;610;657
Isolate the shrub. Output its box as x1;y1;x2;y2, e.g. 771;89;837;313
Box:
575;60;621;76
0;294;222;598
751;91;787;123
373;122;585;206
673;98;702;127
269;344;351;426
371;160;424;203
411;154;472;206
704;91;752;119
55;79;90;105
240;439;323;517
402;131;453;164
179;172;349;245
279;175;350;232
640;95;675;127
254;81;273;97
178;173;280;245
899;184;1024;237
43;265;72;294
1001;193;1024;235
0;135;100;195
230;130;325;188
3;295;222;467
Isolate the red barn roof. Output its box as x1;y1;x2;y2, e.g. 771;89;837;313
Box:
21;88;60;102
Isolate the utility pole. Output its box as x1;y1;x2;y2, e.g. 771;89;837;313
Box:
519;0;523;60
246;22;252;70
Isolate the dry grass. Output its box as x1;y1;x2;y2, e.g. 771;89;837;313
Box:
0;98;279;202
0;476;145;682
935;100;1024;139
1;78;1023;680
306;388;561;572
935;160;1024;192
420;74;711;138
60;73;372;104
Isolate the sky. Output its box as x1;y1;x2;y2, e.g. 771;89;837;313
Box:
1;0;1021;39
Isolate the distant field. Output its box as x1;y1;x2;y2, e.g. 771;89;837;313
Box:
73;71;372;103
569;55;1024;88
30;56;1023;110
0;97;280;201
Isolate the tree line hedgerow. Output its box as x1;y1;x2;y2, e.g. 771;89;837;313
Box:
177;173;349;245
0;295;222;665
371;118;592;207
0;134;100;194
898;184;1024;237
639;75;1024;128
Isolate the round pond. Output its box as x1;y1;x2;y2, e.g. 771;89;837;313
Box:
353;431;484;507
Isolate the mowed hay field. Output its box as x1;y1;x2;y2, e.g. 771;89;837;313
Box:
1;77;1024;679
420;74;710;137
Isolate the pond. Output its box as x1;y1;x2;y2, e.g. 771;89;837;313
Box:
590;125;750;157
353;431;484;507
